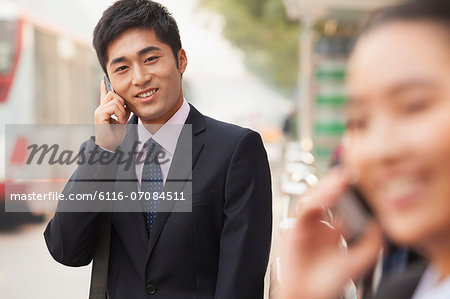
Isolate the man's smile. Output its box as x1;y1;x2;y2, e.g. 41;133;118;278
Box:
135;88;159;103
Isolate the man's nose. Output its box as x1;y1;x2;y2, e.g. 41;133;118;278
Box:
132;67;151;86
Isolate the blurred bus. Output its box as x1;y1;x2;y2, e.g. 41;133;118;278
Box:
0;2;101;227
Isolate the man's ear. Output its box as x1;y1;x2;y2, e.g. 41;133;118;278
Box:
178;49;187;74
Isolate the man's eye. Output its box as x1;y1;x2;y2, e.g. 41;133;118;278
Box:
145;57;159;63
114;66;128;72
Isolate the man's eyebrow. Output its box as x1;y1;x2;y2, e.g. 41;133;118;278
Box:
110;56;127;67
109;46;162;67
137;46;161;57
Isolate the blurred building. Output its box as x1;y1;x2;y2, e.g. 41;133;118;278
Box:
282;0;400;172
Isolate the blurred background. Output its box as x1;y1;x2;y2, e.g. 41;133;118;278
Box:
0;0;400;298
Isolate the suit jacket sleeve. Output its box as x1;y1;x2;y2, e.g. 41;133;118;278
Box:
44;137;119;267
214;130;272;299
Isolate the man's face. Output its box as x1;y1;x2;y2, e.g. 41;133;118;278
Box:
345;21;450;249
106;28;187;124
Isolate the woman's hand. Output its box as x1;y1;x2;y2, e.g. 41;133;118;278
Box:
280;168;383;299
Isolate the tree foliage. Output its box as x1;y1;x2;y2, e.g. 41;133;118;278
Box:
198;0;299;98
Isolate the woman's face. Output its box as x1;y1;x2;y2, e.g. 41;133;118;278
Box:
345;21;450;248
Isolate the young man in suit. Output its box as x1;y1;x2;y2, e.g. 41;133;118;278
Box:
44;1;272;298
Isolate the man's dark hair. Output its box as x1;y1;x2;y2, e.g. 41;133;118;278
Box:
361;0;450;35
93;0;182;74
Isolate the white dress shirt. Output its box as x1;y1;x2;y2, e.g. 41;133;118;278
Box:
135;99;190;189
412;266;450;299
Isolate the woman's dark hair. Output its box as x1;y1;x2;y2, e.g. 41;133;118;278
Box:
93;0;182;74
361;0;450;35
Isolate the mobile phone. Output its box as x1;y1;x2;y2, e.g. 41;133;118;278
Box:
104;74;114;92
333;186;373;244
104;74;121;121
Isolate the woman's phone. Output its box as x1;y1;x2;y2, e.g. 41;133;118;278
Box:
333;186;374;244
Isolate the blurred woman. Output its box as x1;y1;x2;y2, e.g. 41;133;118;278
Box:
281;0;450;298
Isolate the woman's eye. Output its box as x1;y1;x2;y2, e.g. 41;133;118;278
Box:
346;118;367;131
402;98;429;113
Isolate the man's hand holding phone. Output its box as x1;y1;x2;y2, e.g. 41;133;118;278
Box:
94;78;131;151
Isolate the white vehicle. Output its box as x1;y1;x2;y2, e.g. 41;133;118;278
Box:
0;2;101;226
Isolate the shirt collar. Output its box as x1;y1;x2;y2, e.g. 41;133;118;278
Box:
137;98;190;155
412;265;450;299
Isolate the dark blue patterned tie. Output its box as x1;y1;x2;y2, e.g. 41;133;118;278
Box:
141;138;163;236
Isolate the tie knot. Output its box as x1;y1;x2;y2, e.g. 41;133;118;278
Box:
145;138;162;152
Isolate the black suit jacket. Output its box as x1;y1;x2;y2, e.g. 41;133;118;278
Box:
370;261;427;299
44;104;272;298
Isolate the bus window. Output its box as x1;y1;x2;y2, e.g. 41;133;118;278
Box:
0;20;17;75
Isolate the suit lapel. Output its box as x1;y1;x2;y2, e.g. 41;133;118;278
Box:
113;115;148;249
372;261;426;299
145;104;206;263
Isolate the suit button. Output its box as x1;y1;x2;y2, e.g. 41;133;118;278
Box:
146;284;157;295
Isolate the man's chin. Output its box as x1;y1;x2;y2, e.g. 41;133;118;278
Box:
137;112;167;125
